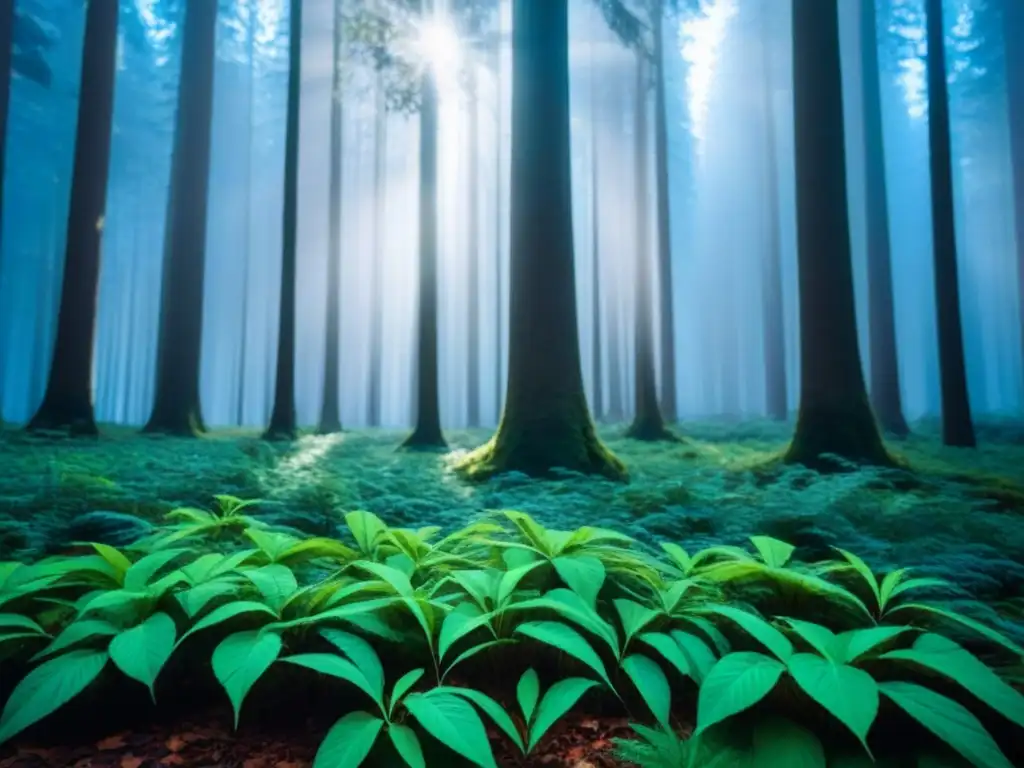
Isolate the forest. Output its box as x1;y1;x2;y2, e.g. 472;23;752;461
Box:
0;0;1022;766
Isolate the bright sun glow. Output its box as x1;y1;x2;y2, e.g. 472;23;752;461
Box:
680;0;737;145
414;18;463;81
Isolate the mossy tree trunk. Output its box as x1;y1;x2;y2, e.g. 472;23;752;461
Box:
28;0;119;436
861;0;909;437
319;0;344;435
456;0;624;481
924;0;975;448
144;0;218;436
1004;0;1024;400
265;0;303;441
784;0;891;469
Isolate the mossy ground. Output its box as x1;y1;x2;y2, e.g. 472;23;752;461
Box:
2;417;1023;642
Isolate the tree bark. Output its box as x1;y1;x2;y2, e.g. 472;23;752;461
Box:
784;0;891;468
590;83;603;420
1004;0;1024;397
27;0;119;436
456;0;624;480
264;0;303;440
467;70;481;427
0;0;10;418
860;0;909;436
924;0;975;447
144;0;219;436
319;0;344;434
368;68;386;427
237;0;257;427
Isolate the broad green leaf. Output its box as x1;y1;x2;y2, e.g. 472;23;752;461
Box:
438;608;493;662
405;691;498;768
834;548;881;606
496;561;544;605
123;548;189;592
671;630;718;683
32;619;119;661
787;653;877;753
353;561;414;597
91;543;132;577
389;668;425;716
279;537;357;565
751;716;826;768
508;589;620;657
661;543;693;574
78;588;151;619
614;599;660;646
314;710;383;768
703;605;793;661
514;621;612;688
528;678;598;752
0;649;108;745
443;640;515;680
621;654;671;727
321;629;385;703
638;632;692;681
244;528;299;562
879;681;1013;768
177;600;277;645
696;652;785;733
750;536;795;569
283;652;383;711
345;510;389;555
886;577;949;603
208;549;260;577
503;511;552;556
439;685;525;754
0;613;46;635
242;564;298;613
887;603;1024;657
212;630;283;727
389;723;425;768
878;568;911;610
881;633;1024;729
784;619;837;660
451;570;499;610
109;612;177;699
517;668;540;724
837;625;912;663
552;556;605;607
179;579;244;618
265;596;400;632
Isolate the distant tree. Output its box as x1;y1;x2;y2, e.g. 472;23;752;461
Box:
0;0;12;418
144;0;219;436
265;0;304;441
320;0;346;435
784;0;891;468
589;49;603;420
456;0;625;479
367;67;387;427
237;0;258;427
860;0;909;436
924;0;975;447
1005;0;1024;382
466;68;482;427
27;0;119;436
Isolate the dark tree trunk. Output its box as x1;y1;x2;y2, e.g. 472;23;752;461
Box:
627;56;673;441
456;0;623;480
784;0;891;468
319;0;344;435
1005;0;1024;394
401;69;446;449
264;0;303;441
237;0;257;427
144;0;219;436
651;2;677;424
590;102;603;420
759;1;787;422
0;0;10;419
924;0;975;447
860;0;909;437
467;71;481;427
368;69;386;427
28;0;118;436
494;46;504;424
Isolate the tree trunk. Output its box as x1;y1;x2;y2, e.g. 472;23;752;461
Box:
627;56;673;441
494;36;504;425
28;0;118;436
237;0;257;427
0;0;13;418
590;90;603;420
319;0;344;434
1005;0;1024;396
467;70;481;427
264;0;303;440
784;0;891;468
368;68;386;427
759;1;787;422
144;0;219;436
456;0;624;480
860;0;909;436
924;0;975;447
651;2;677;424
401;68;446;449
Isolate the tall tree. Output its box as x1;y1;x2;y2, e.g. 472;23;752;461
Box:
860;0;909;436
759;0;787;421
144;0;219;435
265;0;304;440
320;0;345;434
1005;0;1024;386
237;0;258;427
589;62;603;420
626;56;673;440
28;0;119;436
457;0;624;479
784;0;890;467
368;67;386;427
924;0;975;447
466;70;482;427
0;0;12;418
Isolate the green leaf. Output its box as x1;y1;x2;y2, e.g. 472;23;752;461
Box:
834;548;881;607
389;668;425;717
177;600;278;646
242;564;298;613
703;605;793;661
517;668;540;724
621;654;671;727
179;578;245;618
212;630;283;728
91;543;133;577
31;619;119;661
514;621;612;688
442;640;515;681
552;556;605;607
508;589;620;657
660;543;692;574
314;710;383;768
787;653;877;753
879;681;1013;768
389;723;425;768
123;548;189;592
750;536;795;569
405;691;498;768
751;716;827;768
784;619;838;661
282;653;384;712
495;561;544;606
881;633;1024;729
836;625;912;663
321;629;385;704
439;685;526;754
0;613;47;635
0;649;108;745
638;632;693;681
887;603;1024;657
345;510;389;556
109;612;177;699
451;570;499;610
671;629;717;683
438;608;493;662
886;577;949;603
696;652;785;733
614;599;660;646
528;678;597;752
